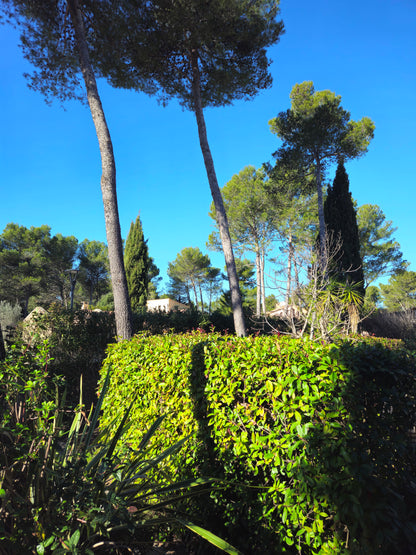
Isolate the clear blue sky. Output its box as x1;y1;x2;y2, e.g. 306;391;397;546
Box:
1;0;415;296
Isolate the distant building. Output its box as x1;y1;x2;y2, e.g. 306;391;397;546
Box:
267;303;301;320
146;298;189;313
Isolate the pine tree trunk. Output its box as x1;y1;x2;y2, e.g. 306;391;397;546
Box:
67;0;132;340
199;284;204;314
260;250;266;315
285;234;293;305
190;51;246;336
190;278;198;310
315;159;327;269
255;249;261;318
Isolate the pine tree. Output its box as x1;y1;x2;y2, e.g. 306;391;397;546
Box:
124;215;149;311
324;161;364;297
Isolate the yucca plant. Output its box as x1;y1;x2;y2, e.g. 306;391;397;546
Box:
0;342;240;554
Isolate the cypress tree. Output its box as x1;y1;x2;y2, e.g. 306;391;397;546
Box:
324;161;364;297
124;215;149;311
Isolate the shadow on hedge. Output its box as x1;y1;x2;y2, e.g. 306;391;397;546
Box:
187;339;416;554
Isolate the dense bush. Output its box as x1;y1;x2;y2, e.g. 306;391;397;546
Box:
100;333;416;554
17;304;116;408
0;341;238;554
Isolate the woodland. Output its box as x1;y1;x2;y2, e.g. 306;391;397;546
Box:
1;1;416;554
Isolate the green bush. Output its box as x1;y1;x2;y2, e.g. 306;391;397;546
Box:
17;304;116;408
0;341;240;555
100;332;416;554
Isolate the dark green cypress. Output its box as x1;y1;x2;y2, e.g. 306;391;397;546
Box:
324;162;364;296
124;215;149;310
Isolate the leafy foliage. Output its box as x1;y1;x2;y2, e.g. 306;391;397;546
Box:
208;166;278;317
100;332;416;553
78;239;110;306
357;204;407;286
0;341;239;554
91;0;284;109
17;304;116;408
124;215;149;311
167;247;219;312
324;161;364;295
269;81;375;264
380;270;416;312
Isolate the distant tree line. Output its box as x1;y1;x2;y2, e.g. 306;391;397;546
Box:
0;220;160;319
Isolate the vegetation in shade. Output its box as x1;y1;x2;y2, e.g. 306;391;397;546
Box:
99;331;416;554
124;214;150;311
0;340;241;555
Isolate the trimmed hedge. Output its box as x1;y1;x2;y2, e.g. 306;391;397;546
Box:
100;332;416;554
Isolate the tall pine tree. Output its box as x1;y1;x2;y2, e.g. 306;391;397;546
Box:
324;161;364;297
124;215;149;311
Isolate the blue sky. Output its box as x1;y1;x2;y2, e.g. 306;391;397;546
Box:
1;0;415;297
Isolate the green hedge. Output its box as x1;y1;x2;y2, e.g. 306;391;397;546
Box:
100;332;416;554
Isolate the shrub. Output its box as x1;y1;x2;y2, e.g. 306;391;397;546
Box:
0;341;240;555
16;304;116;408
100;333;416;554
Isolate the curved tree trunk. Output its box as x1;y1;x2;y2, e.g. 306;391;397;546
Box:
67;0;132;340
190;51;246;336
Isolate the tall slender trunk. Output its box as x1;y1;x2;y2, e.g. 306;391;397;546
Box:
67;0;132;340
260;250;266;315
190;51;246;336
183;284;191;306
255;248;261;318
285;234;293;305
190;279;198;310
198;283;204;314
315;159;327;269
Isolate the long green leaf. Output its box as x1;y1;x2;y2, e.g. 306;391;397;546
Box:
105;395;137;461
83;365;111;452
178;518;243;554
136;414;166;452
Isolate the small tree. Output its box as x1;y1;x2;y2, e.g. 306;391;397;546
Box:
0;223;50;315
44;233;79;307
124;215;149;311
357;204;406;287
78;240;110;306
380;271;416;312
269;81;375;267
324;161;364;298
208;166;278;318
167;248;216;312
147;257;161;300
